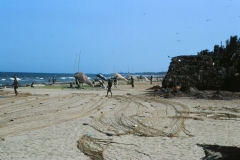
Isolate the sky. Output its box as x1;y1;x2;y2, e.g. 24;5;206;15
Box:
0;0;240;74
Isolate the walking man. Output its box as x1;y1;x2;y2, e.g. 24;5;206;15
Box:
12;75;19;95
131;76;134;89
113;76;117;88
150;76;153;84
106;79;112;97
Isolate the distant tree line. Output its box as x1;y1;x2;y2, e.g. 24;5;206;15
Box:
198;35;240;73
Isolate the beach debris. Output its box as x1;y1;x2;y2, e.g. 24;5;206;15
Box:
206;114;214;117
87;133;92;137
78;134;151;160
105;132;115;136
83;123;89;125
147;85;161;90
131;124;138;129
10;119;14;121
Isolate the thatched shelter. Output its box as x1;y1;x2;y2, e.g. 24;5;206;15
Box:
162;55;222;90
113;73;128;81
74;72;93;87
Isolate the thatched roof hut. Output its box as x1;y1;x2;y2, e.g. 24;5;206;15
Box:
162;55;222;90
74;72;93;87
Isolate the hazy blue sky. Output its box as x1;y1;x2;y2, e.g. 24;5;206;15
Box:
1;0;239;74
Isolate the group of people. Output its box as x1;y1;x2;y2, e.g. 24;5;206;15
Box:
11;75;153;97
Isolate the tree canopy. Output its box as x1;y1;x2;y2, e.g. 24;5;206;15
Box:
198;35;240;73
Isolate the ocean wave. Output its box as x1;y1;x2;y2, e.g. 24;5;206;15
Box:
10;78;21;81
68;77;74;79
61;77;74;79
36;77;44;79
1;79;6;81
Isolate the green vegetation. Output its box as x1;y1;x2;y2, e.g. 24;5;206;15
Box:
198;35;240;73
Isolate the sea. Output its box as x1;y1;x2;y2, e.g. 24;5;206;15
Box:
0;72;166;87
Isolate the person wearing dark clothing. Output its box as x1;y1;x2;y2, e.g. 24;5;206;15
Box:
150;76;153;84
106;79;112;97
76;79;81;89
131;76;134;89
113;76;117;88
12;76;19;95
52;77;55;84
70;83;73;89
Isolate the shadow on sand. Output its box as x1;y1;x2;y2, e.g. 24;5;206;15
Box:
197;144;240;160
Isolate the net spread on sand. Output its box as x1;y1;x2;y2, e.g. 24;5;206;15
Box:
78;134;152;160
78;95;192;159
89;95;191;137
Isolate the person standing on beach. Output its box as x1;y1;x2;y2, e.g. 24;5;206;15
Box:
106;79;112;97
131;76;134;89
150;76;153;84
12;75;19;95
113;76;117;88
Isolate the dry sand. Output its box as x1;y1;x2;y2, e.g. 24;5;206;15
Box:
0;81;240;159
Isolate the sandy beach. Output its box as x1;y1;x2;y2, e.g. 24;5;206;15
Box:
1;81;240;159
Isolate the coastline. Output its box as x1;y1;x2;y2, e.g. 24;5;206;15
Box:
0;81;240;159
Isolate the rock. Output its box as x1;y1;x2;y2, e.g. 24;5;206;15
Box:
106;132;115;136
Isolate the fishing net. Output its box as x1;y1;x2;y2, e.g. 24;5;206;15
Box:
78;95;192;159
78;134;152;160
89;95;192;137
